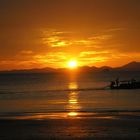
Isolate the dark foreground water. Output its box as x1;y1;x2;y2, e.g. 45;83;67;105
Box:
0;72;140;118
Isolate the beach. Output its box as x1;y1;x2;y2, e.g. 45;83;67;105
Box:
0;112;140;140
0;73;140;139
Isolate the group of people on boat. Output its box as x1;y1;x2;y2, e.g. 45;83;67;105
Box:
110;78;122;88
110;78;140;89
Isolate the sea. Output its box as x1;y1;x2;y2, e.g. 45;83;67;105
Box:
0;71;140;119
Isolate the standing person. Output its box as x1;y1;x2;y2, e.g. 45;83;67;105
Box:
110;81;115;89
116;78;119;87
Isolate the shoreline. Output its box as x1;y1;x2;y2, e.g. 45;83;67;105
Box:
0;111;140;120
0;111;140;140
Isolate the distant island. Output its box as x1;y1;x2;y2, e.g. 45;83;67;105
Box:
1;61;140;74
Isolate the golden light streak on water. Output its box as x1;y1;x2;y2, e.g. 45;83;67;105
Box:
68;82;78;90
67;82;81;117
68;112;78;117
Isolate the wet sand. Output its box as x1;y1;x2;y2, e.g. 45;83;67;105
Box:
0;112;140;140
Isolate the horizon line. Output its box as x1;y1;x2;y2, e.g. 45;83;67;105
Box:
0;61;139;72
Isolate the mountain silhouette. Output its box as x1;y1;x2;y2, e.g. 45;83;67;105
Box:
116;61;140;71
0;61;140;73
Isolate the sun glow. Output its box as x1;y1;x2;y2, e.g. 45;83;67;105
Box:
68;112;78;117
68;60;78;69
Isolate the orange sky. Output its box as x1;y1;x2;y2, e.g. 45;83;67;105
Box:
0;0;140;70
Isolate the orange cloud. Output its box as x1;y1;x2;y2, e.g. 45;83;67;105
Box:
41;29;113;48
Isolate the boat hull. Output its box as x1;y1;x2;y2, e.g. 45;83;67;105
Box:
110;82;140;89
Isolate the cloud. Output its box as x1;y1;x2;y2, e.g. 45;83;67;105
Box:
41;29;113;49
42;29;72;47
20;50;34;55
33;52;68;67
79;51;110;57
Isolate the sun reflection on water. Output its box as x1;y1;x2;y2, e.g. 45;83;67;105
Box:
67;82;80;117
68;112;78;117
68;82;78;90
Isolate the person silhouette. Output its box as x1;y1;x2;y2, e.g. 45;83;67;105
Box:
110;81;115;88
115;78;119;87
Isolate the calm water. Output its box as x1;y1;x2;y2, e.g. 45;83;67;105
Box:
0;72;140;118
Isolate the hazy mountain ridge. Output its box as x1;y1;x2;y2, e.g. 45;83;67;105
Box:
0;61;140;73
115;61;140;71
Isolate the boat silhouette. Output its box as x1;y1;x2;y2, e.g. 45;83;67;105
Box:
110;79;140;89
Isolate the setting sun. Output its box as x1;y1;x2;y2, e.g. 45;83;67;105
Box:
68;60;78;69
68;112;78;117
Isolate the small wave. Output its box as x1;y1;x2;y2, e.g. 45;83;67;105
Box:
0;86;108;95
0;110;140;120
